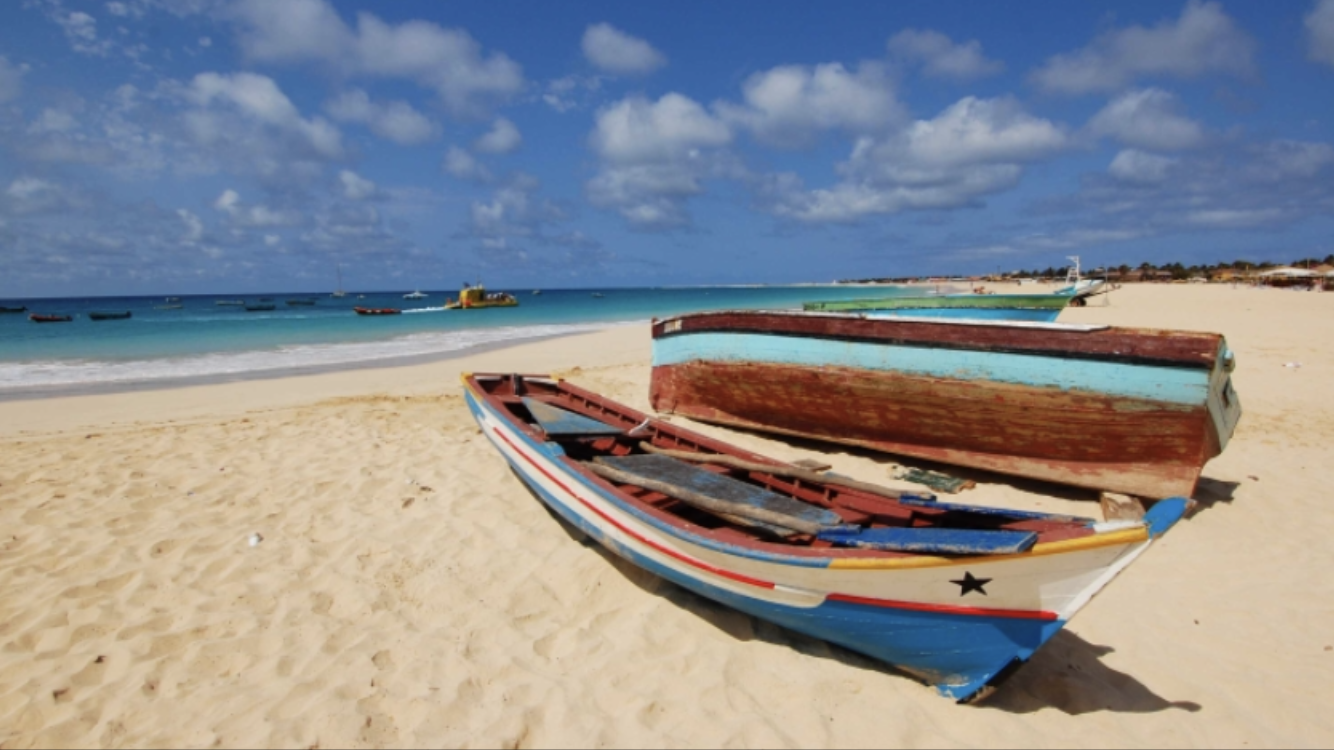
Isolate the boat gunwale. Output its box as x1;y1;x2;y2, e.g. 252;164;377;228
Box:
652;310;1222;371
804;294;1072;312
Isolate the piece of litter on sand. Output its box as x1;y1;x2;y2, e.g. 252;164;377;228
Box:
1283;362;1302;368
248;533;263;547
894;467;977;494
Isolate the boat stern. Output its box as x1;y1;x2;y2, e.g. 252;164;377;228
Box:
1206;340;1242;457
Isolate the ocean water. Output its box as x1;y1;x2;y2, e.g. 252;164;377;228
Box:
0;285;910;395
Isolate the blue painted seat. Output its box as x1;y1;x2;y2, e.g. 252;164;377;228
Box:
597;454;845;529
522;397;625;436
815;526;1038;555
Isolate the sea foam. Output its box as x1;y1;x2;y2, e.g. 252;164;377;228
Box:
0;321;620;390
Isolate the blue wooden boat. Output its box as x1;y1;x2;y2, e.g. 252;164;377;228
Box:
651;310;1242;499
464;372;1188;701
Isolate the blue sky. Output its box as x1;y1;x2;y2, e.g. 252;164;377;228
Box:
1;0;1333;296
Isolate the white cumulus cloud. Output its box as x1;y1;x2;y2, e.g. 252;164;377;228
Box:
188;72;344;159
339;170;376;200
230;0;523;116
213;188;302;227
325;89;438;145
1308;0;1334;66
473;117;521;154
581;23;666;75
588;93;734;228
1108;149;1178;183
715;62;903;147
0;56;23;103
591;93;731;163
768;97;1069;223
1031;1;1255;94
28;108;79;135
887;29;1004;79
1087;88;1206;151
442;145;492;183
57;11;112;56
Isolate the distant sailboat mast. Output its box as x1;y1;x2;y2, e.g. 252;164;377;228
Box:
332;264;346;298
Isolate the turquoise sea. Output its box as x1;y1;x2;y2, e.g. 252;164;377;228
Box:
0;285;910;396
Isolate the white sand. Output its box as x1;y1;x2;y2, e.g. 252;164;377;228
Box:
1;284;1331;747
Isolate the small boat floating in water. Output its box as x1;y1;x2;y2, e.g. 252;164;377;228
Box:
444;283;517;309
463;372;1188;701
29;313;73;323
286;298;317;306
89;310;132;321
0;305;29;313
650;310;1242;499
244;304;276;312
354;307;401;316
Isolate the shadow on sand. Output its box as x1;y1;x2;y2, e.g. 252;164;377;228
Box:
522;477;1200;714
1190;476;1240;514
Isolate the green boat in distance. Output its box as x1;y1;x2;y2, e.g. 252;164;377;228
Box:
802;293;1071;322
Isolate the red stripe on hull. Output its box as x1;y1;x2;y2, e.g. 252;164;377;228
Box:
826;593;1059;621
651;361;1212;499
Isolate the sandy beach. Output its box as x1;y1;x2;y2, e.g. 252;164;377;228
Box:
2;284;1332;748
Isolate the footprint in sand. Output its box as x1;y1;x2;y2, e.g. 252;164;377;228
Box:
310;591;334;616
371;649;395;671
148;539;184;558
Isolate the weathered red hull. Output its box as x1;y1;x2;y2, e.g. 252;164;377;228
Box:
649;311;1240;499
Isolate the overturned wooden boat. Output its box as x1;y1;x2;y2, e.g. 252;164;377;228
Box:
650;310;1242;499
89;310;132;321
464;372;1188;701
353;306;401;316
803;293;1070;323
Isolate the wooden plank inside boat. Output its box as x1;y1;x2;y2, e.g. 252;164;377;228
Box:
521;397;625;436
593;454;846;529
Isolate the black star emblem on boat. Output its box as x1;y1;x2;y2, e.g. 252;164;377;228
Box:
950;572;991;597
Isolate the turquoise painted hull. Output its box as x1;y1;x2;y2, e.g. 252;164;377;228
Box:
650;311;1242;498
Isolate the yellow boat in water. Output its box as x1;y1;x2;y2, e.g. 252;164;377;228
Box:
444;283;519;309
